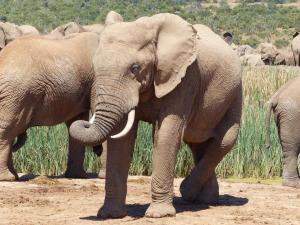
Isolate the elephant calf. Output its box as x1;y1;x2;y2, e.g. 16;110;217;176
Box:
0;32;101;181
266;76;300;188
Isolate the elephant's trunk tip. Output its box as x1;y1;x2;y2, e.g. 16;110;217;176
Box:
69;119;103;146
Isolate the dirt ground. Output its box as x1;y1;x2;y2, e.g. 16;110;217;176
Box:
0;175;300;225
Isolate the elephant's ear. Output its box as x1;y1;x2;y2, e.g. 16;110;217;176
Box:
105;11;123;25
0;27;5;49
293;32;299;39
151;14;198;98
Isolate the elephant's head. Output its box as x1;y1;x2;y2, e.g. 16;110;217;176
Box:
51;22;85;37
70;13;198;145
259;43;279;65
0;22;22;50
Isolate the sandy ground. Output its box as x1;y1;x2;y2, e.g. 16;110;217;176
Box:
0;175;300;225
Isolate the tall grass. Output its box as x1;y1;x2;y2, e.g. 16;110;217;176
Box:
13;66;300;178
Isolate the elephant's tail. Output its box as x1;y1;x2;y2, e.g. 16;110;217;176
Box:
265;101;274;149
12;132;27;152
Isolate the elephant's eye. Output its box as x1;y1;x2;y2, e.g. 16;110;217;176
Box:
130;64;141;75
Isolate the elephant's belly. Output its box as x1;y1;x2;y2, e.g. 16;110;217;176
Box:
29;99;87;127
183;127;216;143
183;108;225;143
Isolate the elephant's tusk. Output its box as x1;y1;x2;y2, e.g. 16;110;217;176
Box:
89;114;95;124
111;110;135;139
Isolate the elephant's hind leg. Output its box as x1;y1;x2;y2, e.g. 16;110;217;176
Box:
187;142;219;204
180;93;241;202
65;113;88;178
276;109;300;188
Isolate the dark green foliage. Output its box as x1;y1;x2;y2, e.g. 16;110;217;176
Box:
0;1;299;47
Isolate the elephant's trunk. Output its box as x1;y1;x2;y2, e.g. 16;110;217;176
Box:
70;79;138;146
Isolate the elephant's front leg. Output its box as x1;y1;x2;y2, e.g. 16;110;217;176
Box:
98;141;107;179
145;115;183;218
98;120;138;219
65;113;89;178
0;139;17;181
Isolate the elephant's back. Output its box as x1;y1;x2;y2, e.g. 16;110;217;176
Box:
273;76;300;106
193;24;241;81
0;33;98;80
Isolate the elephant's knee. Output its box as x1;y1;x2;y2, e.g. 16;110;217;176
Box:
220;124;239;152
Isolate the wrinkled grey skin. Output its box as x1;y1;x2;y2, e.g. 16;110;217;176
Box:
70;14;242;218
0;32;102;181
292;32;300;66
0;22;39;50
266;76;300;188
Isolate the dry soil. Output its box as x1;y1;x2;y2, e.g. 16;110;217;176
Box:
0;175;300;225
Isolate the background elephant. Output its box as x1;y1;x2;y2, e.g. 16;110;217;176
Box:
240;53;265;66
70;14;242;218
50;11;123;38
266;76;300;188
292;32;300;66
0;22;39;50
0;11;123;181
259;42;279;65
259;42;294;66
50;22;85;37
0;32;101;181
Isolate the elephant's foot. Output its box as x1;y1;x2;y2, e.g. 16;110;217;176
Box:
97;203;127;219
64;168;88;179
0;169;17;181
180;176;198;202
195;175;219;204
282;178;300;188
180;174;219;203
98;169;106;179
145;202;176;218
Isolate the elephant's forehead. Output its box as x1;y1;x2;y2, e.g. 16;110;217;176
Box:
101;22;153;47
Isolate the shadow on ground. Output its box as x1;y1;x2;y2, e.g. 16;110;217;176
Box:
18;173;100;181
80;195;248;221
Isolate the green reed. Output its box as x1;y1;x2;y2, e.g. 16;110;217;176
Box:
13;66;300;178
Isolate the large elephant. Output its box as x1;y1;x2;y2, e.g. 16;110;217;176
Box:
266;76;300;188
0;11;124;181
292;32;300;66
0;32;101;181
0;22;39;50
70;13;242;218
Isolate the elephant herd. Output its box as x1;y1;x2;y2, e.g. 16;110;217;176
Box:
223;32;300;67
0;11;299;219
